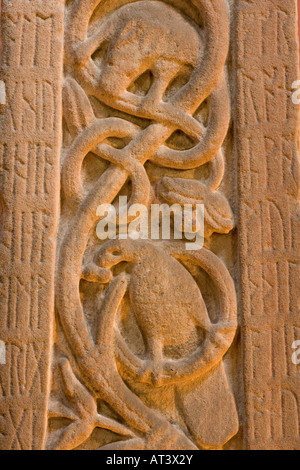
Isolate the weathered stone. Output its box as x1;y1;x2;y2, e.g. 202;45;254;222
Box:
0;0;63;450
0;0;299;450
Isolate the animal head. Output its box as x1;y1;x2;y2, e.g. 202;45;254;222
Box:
96;1;201;108
94;239;147;270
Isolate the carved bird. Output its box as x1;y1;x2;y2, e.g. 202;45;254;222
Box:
92;239;238;449
95;239;211;384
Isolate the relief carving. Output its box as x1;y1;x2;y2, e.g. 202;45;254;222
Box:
235;0;300;450
0;0;64;450
0;0;298;451
47;0;239;450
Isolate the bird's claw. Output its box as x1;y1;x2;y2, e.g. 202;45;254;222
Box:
137;361;164;387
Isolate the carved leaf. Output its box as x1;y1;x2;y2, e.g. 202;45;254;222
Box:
63;77;95;137
59;358;97;419
47;419;96;451
47;359;134;450
99;438;145;450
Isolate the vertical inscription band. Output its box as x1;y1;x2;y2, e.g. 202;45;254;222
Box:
235;0;300;450
0;0;63;450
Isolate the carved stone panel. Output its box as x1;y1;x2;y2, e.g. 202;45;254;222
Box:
235;0;300;450
45;0;239;451
0;0;64;450
0;0;299;451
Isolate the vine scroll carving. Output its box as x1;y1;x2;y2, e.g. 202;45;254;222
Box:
47;0;239;450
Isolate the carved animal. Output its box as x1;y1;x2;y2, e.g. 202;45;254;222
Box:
76;1;201;132
96;239;211;383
